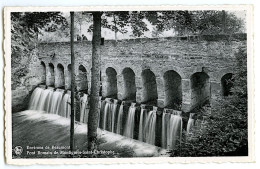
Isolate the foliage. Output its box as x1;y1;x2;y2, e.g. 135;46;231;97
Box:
102;12;130;34
37;10;245;42
172;47;248;157
87;11;149;38
148;10;245;36
11;12;67;89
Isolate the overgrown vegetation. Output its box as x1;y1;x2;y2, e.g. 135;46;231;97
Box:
11;12;67;89
173;47;247;156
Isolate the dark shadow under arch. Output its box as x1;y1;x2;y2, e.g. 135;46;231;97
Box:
56;63;65;88
163;70;182;109
77;65;88;92
141;69;158;105
40;61;46;84
122;68;136;101
105;67;118;98
47;63;55;86
221;73;234;96
190;72;210;109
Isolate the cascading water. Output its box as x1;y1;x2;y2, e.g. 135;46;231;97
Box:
38;89;53;111
161;109;170;149
80;93;89;123
124;103;136;139
102;98;113;130
98;99;107;128
111;99;118;133
29;87;45;110
59;91;71;118
186;113;195;134
45;87;54;112
116;101;125;135
28;87;186;150
143;106;157;145
97;97;102;128
29;87;71;119
138;104;146;142
161;109;183;149
48;89;64;115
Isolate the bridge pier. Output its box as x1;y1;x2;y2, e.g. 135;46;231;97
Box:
210;80;222;108
117;74;124;100
181;79;192;112
135;76;142;103
65;64;71;90
156;77;165;108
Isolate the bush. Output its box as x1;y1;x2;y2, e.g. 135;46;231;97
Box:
172;47;248;157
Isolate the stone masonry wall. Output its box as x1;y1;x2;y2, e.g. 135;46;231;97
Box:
38;36;246;112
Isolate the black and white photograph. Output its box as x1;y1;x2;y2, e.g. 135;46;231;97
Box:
4;5;254;164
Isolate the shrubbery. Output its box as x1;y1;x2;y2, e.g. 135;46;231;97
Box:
173;47;248;157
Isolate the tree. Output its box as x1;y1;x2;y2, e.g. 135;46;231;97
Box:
11;12;67;89
147;10;245;36
102;12;130;41
87;12;102;151
70;11;76;153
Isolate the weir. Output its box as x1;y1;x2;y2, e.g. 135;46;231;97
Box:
28;86;192;149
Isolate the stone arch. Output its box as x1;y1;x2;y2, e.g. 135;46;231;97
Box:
122;67;136;101
163;70;182;109
40;61;46;84
47;63;55;86
141;69;158;105
66;64;72;89
77;65;88;92
190;72;210;109
105;67;118;98
56;63;65;88
221;73;234;96
160;66;185;79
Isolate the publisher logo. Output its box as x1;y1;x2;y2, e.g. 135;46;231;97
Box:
13;146;23;156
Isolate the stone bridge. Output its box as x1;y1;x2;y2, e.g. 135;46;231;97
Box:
38;35;246;112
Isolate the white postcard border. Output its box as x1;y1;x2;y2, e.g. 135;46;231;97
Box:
4;5;255;165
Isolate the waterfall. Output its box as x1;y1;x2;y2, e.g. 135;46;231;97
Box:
111;99;118;133
97;97;102;127
102;98;113;130
28;87;71;119
186;113;195;134
161;109;170;149
29;87;44;110
98;99;107;128
124;103;136;138
162;109;183;149
37;88;53;111
138;105;146;142
80;94;89;123
45;87;54;113
28;87;186;149
116;101;125;135
143;107;157;145
59;91;71;118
